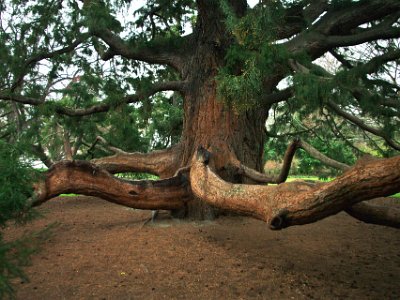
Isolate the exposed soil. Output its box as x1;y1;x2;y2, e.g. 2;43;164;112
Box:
6;196;400;299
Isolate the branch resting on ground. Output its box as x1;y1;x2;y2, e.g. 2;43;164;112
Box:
236;138;400;228
191;147;400;229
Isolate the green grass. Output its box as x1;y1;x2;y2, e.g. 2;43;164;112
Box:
286;176;333;182
393;193;400;198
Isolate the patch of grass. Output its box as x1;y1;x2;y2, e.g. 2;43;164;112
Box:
287;176;333;182
59;194;79;197
392;193;400;198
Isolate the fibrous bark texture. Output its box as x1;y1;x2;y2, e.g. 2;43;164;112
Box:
190;148;400;229
33;161;189;210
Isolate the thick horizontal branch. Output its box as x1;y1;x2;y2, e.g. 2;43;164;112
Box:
32;161;188;210
314;0;400;35
0;81;186;117
285;1;400;61
91;28;185;70
91;144;181;178
327;27;400;48
191;148;400;229
346;199;400;228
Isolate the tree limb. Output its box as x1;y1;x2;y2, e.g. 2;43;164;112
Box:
191;147;400;229
31;143;54;168
91;144;182;178
0;81;187;117
285;1;400;60
234;138;300;184
90;26;186;70
298;140;350;171
11;36;86;91
346;199;400;229
327;100;400;151
31;160;189;210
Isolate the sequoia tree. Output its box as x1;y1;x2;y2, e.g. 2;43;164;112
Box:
1;0;400;229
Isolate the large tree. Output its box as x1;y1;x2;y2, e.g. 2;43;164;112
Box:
1;0;400;228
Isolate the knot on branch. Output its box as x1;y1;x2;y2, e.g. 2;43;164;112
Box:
196;146;211;165
269;209;289;230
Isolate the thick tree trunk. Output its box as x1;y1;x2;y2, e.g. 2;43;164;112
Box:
171;1;267;218
176;81;267;219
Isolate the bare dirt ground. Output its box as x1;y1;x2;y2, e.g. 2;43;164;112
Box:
5;196;400;299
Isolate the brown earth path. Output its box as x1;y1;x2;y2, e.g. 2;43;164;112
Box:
5;196;400;299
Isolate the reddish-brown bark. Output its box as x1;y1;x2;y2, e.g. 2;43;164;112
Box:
91;144;181;178
190;148;400;229
33;161;189;210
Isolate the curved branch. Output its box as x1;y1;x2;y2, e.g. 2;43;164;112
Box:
191;148;400;229
262;87;294;105
298;140;350;171
91;28;186;70
235;139;300;184
285;1;400;60
11;36;86;91
0;81;186;117
326;26;400;49
327;100;400;151
0;94;44;105
346;199;400;228
32;160;189;210
91;144;181;178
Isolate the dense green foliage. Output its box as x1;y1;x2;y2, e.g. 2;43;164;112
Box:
0;0;398;171
0;141;40;298
216;1;399;171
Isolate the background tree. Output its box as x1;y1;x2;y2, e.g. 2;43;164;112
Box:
0;0;400;227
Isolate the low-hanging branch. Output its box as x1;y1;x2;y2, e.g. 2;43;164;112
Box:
32;160;189;210
91;143;182;178
231;138;400;229
327;100;400;151
346;200;400;229
234;138;300;184
190;147;400;230
0;81;186;117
